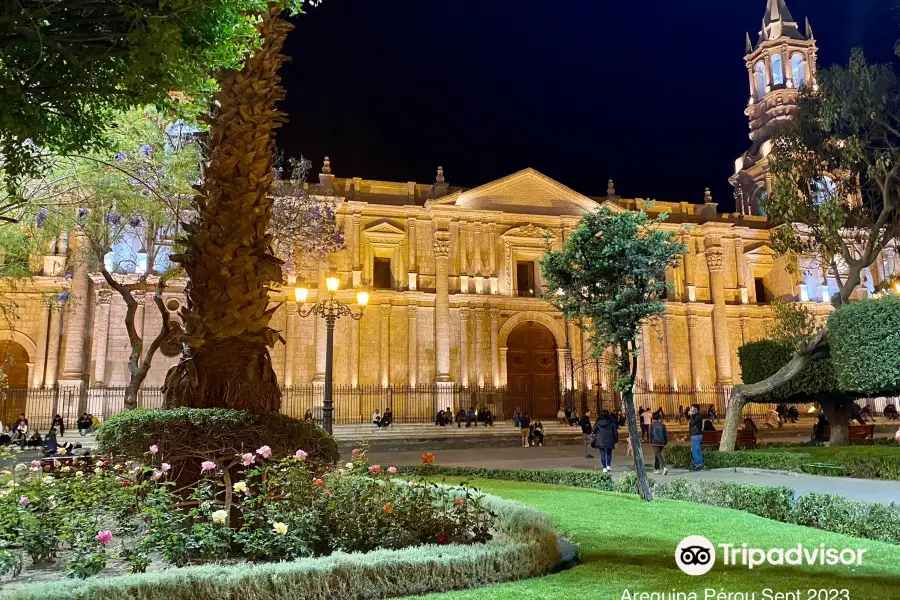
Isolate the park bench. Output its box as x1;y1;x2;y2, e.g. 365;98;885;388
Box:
736;428;758;449
700;430;723;447
821;424;875;443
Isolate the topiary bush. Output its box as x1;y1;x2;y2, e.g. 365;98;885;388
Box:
401;465;615;491
662;445;807;472
737;339;841;403
828;295;900;396
793;493;900;545
97;408;340;467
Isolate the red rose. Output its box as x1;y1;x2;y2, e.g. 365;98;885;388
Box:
122;480;133;487
437;534;449;545
313;478;325;488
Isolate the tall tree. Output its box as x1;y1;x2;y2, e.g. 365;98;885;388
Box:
542;207;685;501
720;50;900;449
0;0;269;193
164;3;326;411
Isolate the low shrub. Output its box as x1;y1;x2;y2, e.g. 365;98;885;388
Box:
97;408;340;466
614;471;655;495
401;465;614;491
793;493;900;545
661;446;807;472
0;493;560;600
655;480;795;522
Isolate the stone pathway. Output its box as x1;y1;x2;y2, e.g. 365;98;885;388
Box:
366;444;900;505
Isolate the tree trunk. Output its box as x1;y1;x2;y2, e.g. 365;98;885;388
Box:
124;380;140;411
719;389;748;452
622;385;653;501
164;5;292;411
822;397;852;446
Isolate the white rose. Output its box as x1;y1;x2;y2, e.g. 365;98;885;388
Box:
211;510;228;525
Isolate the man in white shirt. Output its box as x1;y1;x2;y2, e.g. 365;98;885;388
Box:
640;408;653;442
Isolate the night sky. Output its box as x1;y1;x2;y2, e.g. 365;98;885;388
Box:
279;0;898;212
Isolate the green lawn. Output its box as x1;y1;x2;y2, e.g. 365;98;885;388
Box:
757;444;899;459
409;478;900;600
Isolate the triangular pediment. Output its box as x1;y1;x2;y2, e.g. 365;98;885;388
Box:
363;219;406;237
429;168;599;216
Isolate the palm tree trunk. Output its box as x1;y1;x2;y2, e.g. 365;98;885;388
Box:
163;4;291;412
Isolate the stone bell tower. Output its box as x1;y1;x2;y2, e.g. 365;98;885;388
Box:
731;0;818;215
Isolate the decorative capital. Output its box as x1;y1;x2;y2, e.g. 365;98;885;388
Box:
459;306;469;319
132;291;147;306
96;289;113;306
381;303;392;317
490;308;500;323
661;314;673;325
488;223;496;235
473;308;485;323
285;302;299;316
739;316;751;330
473;222;482;234
733;237;744;252
408;304;417;318
352;212;361;224
433;233;452;259
705;247;724;271
686;313;699;328
407;217;416;228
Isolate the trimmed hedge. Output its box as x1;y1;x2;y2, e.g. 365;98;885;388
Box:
97;408;341;466
656;479;900;545
0;493;561;600
662;444;900;480
399;465;614;491
828;296;900;396
737;339;841;403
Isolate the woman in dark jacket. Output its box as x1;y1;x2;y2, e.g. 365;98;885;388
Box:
688;404;704;470
51;414;65;437
592;410;619;473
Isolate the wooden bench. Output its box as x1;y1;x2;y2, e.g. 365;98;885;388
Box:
736;428;758;449
821;424;875;443
700;430;723;446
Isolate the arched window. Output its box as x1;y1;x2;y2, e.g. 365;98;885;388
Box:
771;54;784;86
757;189;768;216
812;176;836;206
791;53;807;88
754;61;767;101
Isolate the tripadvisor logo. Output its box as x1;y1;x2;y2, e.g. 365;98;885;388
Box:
675;536;866;575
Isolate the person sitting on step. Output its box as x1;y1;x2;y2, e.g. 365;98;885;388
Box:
455;408;467;428
371;409;381;427
378;407;393;428
466;407;476;428
481;408;494;427
529;420;545;447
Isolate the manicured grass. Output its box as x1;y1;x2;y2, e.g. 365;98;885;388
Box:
408;478;900;599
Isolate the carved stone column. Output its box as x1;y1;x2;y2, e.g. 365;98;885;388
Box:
488;224;499;294
640;323;654;389
61;231;91;383
686;313;703;388
313;270;327;382
349;315;359;387
283;302;298;386
490;309;500;387
380;303;390;387
407;217;417;291
473;223;484;293
458;307;469;387
739;315;752;346
44;306;62;387
32;302;50;388
684;233;697;302
473;309;484;387
351;213;362;288
499;347;508;388
407;305;418;386
92;290;113;385
734;237;749;304
662;315;678;389
433;232;452;382
705;244;733;384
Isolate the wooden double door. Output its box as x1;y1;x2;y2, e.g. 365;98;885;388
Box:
505;321;560;419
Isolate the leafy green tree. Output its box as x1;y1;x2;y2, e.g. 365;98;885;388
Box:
542;207;685;501
828;296;900;397
721;50;900;449
0;0;276;192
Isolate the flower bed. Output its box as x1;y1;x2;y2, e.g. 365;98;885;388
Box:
0;446;561;595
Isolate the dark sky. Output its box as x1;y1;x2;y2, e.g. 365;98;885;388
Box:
279;0;898;212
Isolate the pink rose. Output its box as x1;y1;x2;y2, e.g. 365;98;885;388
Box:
241;453;255;466
18;496;29;506
95;530;113;545
200;461;216;472
160;463;171;472
294;449;308;461
149;445;159;454
151;470;162;480
30;460;41;468
388;466;397;474
256;445;272;459
368;465;382;475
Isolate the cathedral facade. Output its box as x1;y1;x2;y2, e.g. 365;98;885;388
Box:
1;0;898;421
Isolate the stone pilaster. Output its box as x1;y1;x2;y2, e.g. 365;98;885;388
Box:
705;243;733;384
44;306;62;387
662;315;678;389
283;302;298;386
474;309;484;387
740;315;752;346
686;313;702;388
407;305;418;386
32;302;50;388
407;217;417;291
734;237;749;304
459;220;468;276
349;315;359;387
490;309;500;387
488;224;499;294
92;290;113;385
433;232;452;382
351;213;362;287
472;223;483;276
61;231;91;382
640;323;653;388
684;233;697;302
380;303;390;387
313;270;326;382
458;307;469;387
499;347;508;388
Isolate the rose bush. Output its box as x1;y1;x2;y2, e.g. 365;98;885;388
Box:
0;446;496;583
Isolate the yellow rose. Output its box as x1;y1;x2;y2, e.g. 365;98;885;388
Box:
233;481;248;493
211;510;228;525
272;522;288;535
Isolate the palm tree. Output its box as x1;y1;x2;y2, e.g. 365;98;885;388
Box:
164;6;293;411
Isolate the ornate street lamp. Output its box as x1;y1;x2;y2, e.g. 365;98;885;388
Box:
294;275;368;434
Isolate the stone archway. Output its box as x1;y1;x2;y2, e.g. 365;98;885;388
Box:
498;311;566;349
0;337;31;425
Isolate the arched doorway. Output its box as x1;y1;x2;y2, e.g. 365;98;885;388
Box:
0;340;30;425
506;321;560;419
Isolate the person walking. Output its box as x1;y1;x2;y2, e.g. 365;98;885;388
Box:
592;410;619;473
649;412;669;475
580;410;594;458
688;404;704;470
519;413;532;447
640;407;652;442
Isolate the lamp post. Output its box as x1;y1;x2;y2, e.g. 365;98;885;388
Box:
295;275;369;434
